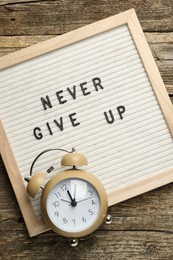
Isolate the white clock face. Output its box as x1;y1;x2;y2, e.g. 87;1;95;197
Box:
46;178;101;233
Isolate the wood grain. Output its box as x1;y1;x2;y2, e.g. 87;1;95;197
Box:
0;0;173;259
0;0;172;35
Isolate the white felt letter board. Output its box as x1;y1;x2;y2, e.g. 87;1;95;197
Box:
1;9;173;236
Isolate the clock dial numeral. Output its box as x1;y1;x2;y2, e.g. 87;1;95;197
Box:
60;184;68;191
72;219;76;226
62;218;68;224
88;209;94;215
52;201;60;208
88;190;93;196
92;199;96;205
54;191;61;199
82;217;87;222
54;211;59;217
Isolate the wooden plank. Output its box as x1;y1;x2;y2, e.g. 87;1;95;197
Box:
157;61;173;86
145;33;173;60
0;0;40;4
1;228;173;259
167;86;173;96
0;35;56;49
0;0;172;36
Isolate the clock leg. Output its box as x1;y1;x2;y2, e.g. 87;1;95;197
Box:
105;214;112;225
69;238;78;247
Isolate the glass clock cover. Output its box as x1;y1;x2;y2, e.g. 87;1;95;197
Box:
46;178;101;233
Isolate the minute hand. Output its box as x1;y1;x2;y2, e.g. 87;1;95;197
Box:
77;196;93;203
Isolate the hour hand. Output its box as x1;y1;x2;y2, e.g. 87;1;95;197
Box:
67;190;77;207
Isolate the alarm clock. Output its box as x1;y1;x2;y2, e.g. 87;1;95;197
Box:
25;149;110;246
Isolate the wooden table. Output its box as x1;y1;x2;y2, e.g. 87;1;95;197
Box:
0;1;173;259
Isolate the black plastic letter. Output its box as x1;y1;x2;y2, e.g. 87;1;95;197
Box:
117;106;126;120
33;127;43;140
104;110;115;124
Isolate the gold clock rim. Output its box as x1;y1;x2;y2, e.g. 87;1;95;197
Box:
40;169;108;238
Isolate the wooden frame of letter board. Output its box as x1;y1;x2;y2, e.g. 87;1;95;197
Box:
0;9;173;237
